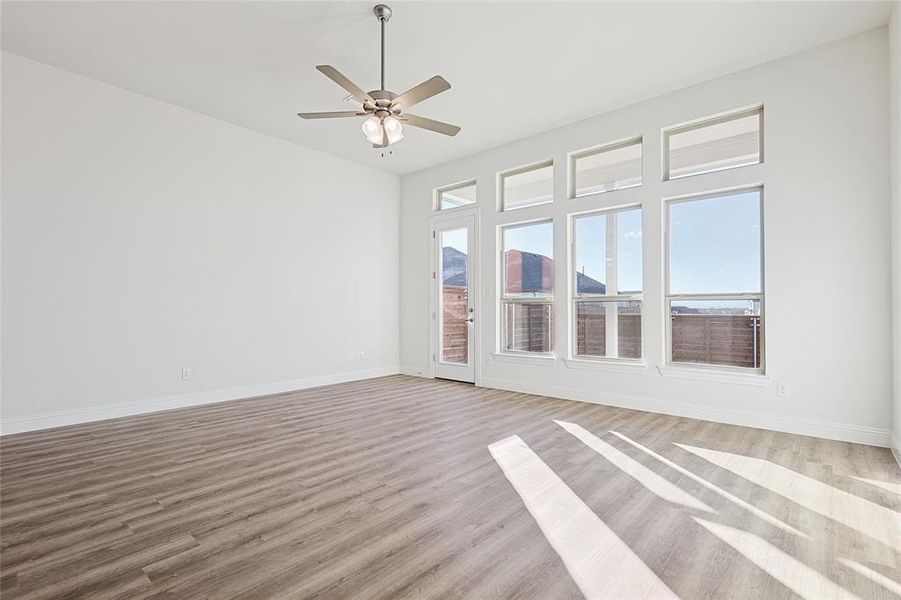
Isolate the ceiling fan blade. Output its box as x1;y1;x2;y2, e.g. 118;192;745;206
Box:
297;111;367;119
401;114;461;136
315;65;372;104
392;76;450;110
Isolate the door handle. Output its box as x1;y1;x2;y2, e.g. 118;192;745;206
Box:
465;316;475;323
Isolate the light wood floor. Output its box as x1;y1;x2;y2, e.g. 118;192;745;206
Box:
1;375;899;599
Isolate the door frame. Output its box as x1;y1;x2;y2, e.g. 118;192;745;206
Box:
429;209;480;383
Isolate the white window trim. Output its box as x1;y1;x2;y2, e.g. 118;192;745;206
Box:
663;105;764;181
435;179;477;212
657;365;770;387
664;187;765;374
491;352;557;365
569;205;644;362
498;159;554;212
569;135;643;199
563;357;647;374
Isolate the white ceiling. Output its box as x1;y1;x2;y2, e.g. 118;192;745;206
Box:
1;1;893;175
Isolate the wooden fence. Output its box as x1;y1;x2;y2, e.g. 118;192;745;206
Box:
444;288;761;369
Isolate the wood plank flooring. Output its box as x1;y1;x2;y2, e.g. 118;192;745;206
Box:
1;375;899;599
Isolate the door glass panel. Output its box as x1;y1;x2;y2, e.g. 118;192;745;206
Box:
440;227;469;364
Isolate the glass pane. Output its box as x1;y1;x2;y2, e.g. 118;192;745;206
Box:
503;163;554;210
503;221;554;297
573;140;641;196
576;301;642;359
669;190;761;295
670;299;761;368
505;302;553;353
440;228;468;364
617;209;643;294
439;182;476;210
574;208;642;295
667;110;761;179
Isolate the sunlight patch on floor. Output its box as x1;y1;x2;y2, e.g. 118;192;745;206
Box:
678;444;901;549
837;558;901;596
852;476;901;497
694;519;860;600
610;431;806;538
555;421;713;513
489;435;678;600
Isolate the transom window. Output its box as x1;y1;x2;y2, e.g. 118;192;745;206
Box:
664;107;762;180
571;207;643;360
437;180;477;210
666;188;764;370
501;221;554;353
500;161;554;211
570;137;642;198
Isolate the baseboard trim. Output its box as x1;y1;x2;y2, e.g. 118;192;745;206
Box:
479;376;892;448
0;366;400;436
892;433;901;470
399;364;430;378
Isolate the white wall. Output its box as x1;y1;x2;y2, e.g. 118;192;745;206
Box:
400;28;893;446
1;52;399;433
890;4;901;461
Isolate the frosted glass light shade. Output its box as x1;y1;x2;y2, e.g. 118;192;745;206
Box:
361;116;383;144
383;116;404;145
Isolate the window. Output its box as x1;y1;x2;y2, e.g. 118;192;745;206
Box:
501;221;554;353
571;207;643;359
664;107;762;180
437;181;477;210
666;188;763;370
500;161;554;211
571;137;642;198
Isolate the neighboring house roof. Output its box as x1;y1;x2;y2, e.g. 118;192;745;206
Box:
576;271;606;294
444;272;467;286
443;246;607;293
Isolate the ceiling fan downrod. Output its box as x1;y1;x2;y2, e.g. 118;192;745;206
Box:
374;4;392;92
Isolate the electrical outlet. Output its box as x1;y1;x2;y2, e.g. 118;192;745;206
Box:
182;367;192;380
359;351;366;360
777;383;790;398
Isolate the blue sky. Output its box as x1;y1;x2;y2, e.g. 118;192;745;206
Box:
669;191;761;294
574;209;642;292
441;227;468;254
445;190;760;295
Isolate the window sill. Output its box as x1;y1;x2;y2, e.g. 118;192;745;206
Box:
657;365;770;387
490;352;557;366
563;358;648;374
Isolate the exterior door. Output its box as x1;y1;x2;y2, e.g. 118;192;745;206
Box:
433;215;476;383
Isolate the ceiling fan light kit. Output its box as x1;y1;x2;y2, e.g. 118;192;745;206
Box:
298;4;460;154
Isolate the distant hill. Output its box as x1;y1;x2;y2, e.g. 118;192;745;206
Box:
443;247;468;286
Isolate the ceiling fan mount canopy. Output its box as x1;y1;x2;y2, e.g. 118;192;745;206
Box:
373;4;392;22
298;4;460;150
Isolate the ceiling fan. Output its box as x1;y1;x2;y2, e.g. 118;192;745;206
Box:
298;4;460;150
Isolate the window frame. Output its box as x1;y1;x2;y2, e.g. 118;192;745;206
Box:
663;186;766;373
498;159;555;212
663;106;764;181
569;136;643;199
435;179;478;212
569;204;644;363
498;218;555;357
